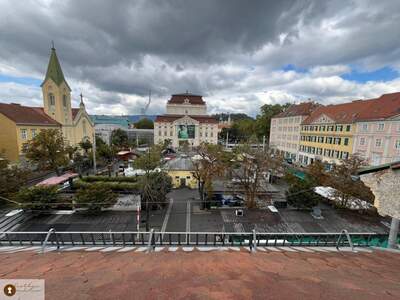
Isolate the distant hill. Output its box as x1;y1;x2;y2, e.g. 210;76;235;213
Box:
90;115;157;125
122;115;157;123
212;113;254;122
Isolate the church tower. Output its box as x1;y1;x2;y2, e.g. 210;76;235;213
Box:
41;44;73;126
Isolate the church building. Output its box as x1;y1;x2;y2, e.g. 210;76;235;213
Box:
154;93;218;148
0;46;94;162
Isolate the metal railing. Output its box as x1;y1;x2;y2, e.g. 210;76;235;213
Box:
0;230;389;252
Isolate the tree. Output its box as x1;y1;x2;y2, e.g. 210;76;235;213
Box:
306;160;330;186
192;143;229;209
75;184;117;213
23;129;69;175
134;118;154;129
15;185;59;210
133;146;162;230
95;136;117;164
65;145;78;161
111;129;129;148
161;138;172;150
255;103;290;140
220;119;257;143
0;156;30;201
327;155;374;208
79;138;92;155
285;173;320;210
229;145;276;208
138;171;172;209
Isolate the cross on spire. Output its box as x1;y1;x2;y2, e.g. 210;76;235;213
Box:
80;92;83;103
51;40;55;50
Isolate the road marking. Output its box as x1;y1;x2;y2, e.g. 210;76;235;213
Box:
161;198;174;238
186;201;191;243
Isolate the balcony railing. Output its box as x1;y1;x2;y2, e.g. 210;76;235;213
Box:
0;230;390;253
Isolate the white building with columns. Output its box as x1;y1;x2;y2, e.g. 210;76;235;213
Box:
154;93;218;148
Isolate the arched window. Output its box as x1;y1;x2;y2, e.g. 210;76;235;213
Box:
48;93;55;106
63;95;67;108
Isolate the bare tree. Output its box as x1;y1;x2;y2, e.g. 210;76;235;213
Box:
229;144;277;208
328;155;374;208
192;143;227;209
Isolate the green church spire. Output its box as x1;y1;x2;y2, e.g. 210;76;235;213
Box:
41;43;70;89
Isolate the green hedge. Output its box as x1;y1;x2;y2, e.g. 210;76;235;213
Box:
74;180;139;191
81;175;139;183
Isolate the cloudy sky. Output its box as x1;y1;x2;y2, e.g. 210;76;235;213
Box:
1;0;400;117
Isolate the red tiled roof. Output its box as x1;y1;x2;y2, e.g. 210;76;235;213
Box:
72;108;79;119
302;92;400;124
155;114;218;124
274;102;321;118
168;93;205;105
0;103;60;126
1;251;400;299
356;92;400;121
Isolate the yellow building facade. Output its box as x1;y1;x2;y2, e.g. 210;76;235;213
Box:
299;123;354;165
168;170;198;189
297;102;364;166
164;157;198;189
0;46;94;162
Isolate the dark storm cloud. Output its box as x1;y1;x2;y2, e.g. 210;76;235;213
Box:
0;0;400;116
0;0;323;94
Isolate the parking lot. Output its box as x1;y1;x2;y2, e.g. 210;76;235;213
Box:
12;188;389;236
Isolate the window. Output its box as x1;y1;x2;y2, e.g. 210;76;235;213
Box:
344;138;349;146
63;95;67;108
346;125;351;131
360;137;365;146
375;138;382;147
395;140;400;149
362;124;368;131
377;123;385;131
31;129;36;138
20;129;27;140
48;93;55;106
158;130;162;136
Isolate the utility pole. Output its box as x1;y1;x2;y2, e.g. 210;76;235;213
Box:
262;135;266;152
92;131;97;175
225;112;230;149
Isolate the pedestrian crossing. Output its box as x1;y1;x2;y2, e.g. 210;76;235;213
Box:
0;245;375;254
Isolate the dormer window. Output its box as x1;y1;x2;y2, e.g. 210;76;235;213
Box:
184;98;190;104
48;93;55;106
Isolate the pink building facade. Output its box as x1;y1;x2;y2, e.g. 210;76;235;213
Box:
353;120;400;165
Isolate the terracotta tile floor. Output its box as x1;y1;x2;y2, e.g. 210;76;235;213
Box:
1;250;399;299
